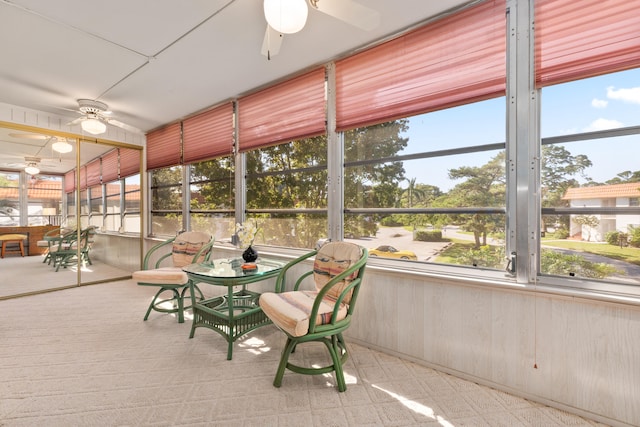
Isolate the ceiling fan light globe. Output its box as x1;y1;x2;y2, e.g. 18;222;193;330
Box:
25;164;40;175
52;140;73;154
81;118;107;135
264;0;308;34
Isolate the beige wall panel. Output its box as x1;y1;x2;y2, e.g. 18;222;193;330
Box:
347;268;640;426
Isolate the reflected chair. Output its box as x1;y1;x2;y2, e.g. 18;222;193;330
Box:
37;227;73;265
50;227;96;272
259;241;368;392
132;231;214;323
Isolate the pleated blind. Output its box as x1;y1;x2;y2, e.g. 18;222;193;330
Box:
146;123;181;170
119;148;140;178
64;170;75;193
78;166;87;190
101;149;119;183
238;68;326;151
183;102;234;163
86;158;101;187
335;0;505;131
535;0;640;87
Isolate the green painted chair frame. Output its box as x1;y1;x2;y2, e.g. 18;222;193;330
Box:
263;243;368;392
50;227;95;271
136;232;214;323
38;227;68;265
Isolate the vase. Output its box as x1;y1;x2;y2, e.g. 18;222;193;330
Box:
242;245;258;262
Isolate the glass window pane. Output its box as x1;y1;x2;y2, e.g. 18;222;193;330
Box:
27;174;62;226
541;214;640;285
104;180;121;232
246;137;328;210
0;172;20;226
123;175;140;233
150;166;183;236
540;68;640;287
247;214;328;250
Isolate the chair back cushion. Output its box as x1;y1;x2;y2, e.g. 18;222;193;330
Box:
313;242;362;304
171;231;212;267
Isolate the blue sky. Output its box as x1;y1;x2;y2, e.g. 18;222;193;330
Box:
401;68;640;191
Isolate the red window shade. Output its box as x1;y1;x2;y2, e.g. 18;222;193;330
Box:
335;0;505;131
535;0;640;87
86;158;101;187
64;170;75;193
146;123;181;170
78;166;87;190
101;149;119;183
238;68;326;151
119;147;140;178
183;102;234;163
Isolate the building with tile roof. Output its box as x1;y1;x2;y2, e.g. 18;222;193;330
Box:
563;182;640;241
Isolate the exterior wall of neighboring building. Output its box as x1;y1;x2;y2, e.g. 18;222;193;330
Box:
565;188;640;241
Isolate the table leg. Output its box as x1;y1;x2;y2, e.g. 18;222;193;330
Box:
226;285;235;360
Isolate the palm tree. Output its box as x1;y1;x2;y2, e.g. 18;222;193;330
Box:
403;177;426;208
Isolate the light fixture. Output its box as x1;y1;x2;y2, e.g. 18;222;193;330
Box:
264;0;308;34
81;117;107;135
52;138;73;154
25;162;40;175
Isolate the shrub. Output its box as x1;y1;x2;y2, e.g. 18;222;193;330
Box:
553;228;569;239
380;216;403;227
628;225;640;248
414;230;442;241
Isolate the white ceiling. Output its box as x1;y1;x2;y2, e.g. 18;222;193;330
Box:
0;0;471;173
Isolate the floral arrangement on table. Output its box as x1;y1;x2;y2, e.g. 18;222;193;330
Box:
235;219;260;248
234;219;261;262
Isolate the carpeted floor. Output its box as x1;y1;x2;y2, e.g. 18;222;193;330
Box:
0;280;608;426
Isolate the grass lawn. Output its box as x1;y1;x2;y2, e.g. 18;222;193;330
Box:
541;240;640;265
435;238;640;267
435;238;493;264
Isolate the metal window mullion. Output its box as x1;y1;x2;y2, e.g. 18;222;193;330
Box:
119;179;126;231
234;101;245;226
182;164;190;232
18;171;28;226
326;62;343;241
507;0;537;283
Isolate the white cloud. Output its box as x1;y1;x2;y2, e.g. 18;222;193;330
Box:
583;118;624;132
591;98;608;108
606;86;640;104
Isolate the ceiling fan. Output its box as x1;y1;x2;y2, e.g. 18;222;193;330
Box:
66;99;142;135
3;156;62;175
261;0;381;59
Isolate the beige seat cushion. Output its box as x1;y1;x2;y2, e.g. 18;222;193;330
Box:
171;231;212;267
259;290;348;337
132;267;189;286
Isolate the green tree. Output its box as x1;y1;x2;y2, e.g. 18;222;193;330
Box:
344;120;410;235
541;145;592;232
151;167;182;211
438;152;506;247
245;136;329;248
190;157;234;211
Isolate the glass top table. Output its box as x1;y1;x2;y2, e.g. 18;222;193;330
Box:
183;257;285;360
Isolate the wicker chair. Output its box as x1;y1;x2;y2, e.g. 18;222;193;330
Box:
50;227;96;272
259;241;368;392
132;231;214;323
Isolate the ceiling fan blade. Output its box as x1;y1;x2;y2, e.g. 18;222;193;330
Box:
107;119;144;135
311;0;380;31
66;117;85;126
261;25;283;59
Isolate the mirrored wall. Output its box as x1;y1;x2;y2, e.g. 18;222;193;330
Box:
0;122;142;299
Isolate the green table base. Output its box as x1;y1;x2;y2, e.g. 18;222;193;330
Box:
189;289;271;360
